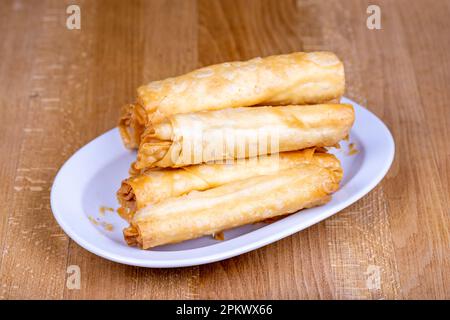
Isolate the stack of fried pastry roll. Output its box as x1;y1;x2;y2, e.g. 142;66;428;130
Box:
117;52;354;249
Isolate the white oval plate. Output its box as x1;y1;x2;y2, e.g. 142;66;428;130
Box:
51;98;394;268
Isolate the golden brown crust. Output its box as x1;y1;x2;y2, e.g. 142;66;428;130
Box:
118;52;345;148
118;104;147;149
116;149;343;222
125;164;342;249
138;52;344;117
135;104;354;169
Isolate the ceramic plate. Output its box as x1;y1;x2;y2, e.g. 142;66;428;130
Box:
50;97;395;267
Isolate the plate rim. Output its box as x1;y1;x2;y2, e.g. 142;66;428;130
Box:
50;97;395;268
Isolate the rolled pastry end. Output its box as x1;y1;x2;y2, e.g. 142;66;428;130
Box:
128;161;141;176
135;127;172;169
118;103;147;149
135;141;171;169
116;180;136;222
123;225;141;247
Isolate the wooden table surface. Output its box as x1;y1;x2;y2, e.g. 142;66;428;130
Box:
0;0;449;300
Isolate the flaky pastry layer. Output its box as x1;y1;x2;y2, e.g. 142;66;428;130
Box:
135;104;354;169
117;148;342;221
118;52;345;148
124;164;342;249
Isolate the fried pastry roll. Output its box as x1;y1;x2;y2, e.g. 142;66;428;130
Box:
119;52;345;148
135;104;354;169
117;149;342;221
124;164;341;249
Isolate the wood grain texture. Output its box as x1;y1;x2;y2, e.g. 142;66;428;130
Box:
0;0;448;299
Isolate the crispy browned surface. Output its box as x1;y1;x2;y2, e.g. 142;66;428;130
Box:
0;0;448;299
